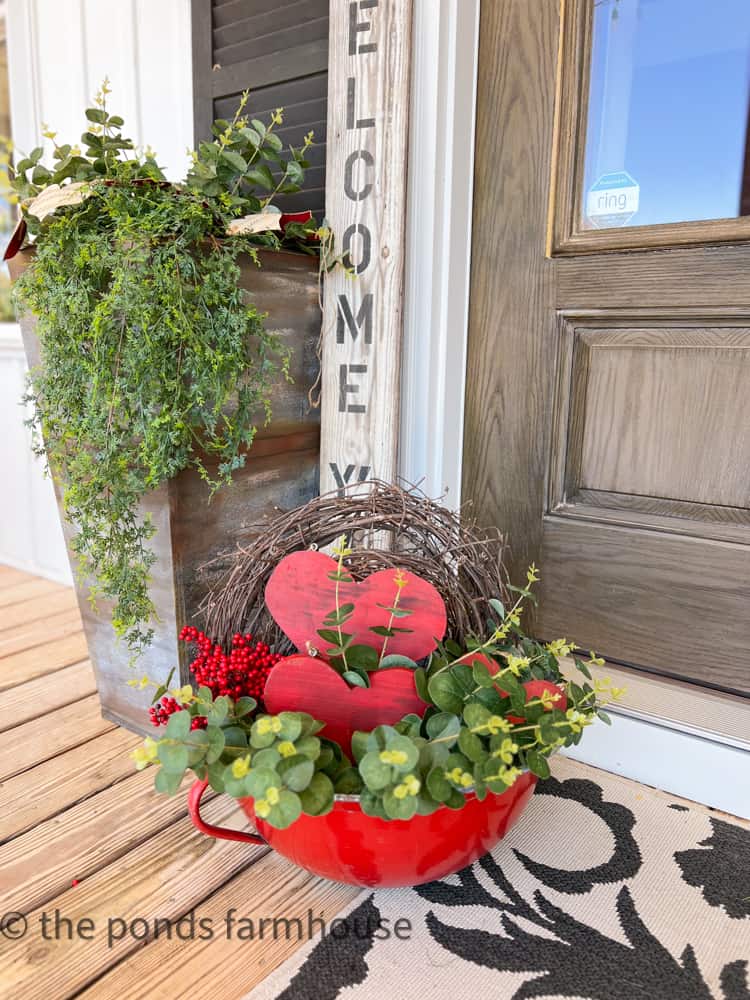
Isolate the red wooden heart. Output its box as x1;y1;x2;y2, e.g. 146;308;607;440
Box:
265;550;447;661
263;655;428;756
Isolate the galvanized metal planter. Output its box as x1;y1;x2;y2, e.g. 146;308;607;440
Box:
9;248;321;735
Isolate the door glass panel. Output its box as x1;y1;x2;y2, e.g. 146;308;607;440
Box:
582;0;750;230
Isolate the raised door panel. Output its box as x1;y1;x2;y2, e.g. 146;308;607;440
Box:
538;516;750;693
540;315;750;693
576;331;750;507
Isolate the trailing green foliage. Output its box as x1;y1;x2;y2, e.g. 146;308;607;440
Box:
7;83;321;656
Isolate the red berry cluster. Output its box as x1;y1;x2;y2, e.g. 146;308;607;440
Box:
149;695;209;730
149;695;182;726
180;626;281;701
148;626;281;727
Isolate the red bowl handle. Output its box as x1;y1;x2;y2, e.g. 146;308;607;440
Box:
187;778;266;846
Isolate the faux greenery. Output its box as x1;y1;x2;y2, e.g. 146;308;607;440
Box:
134;568;621;827
5;82;324;656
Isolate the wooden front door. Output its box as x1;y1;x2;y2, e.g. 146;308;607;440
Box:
464;0;750;697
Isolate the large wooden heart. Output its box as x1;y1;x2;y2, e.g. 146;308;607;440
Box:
265;550;447;661
263;655;427;756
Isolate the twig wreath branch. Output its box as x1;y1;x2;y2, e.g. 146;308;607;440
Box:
198;480;509;652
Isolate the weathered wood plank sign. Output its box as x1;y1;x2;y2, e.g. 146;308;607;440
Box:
320;0;413;496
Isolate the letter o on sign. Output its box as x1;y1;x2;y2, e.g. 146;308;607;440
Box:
342;223;372;275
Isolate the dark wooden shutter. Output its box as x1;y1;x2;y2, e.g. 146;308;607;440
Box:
191;0;328;217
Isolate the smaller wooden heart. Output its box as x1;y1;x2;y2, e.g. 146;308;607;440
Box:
265;550;447;661
263;655;427;757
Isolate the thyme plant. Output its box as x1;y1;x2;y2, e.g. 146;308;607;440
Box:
7;83;320;656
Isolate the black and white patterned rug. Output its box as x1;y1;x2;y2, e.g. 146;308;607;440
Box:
246;758;750;1000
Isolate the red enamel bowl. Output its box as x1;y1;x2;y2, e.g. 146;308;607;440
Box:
188;771;537;888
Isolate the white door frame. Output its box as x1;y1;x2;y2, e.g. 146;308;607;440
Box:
400;0;479;504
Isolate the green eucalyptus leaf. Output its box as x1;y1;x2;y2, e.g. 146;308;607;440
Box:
246;767;280;800
221;149;247;172
277;753;315;792
414;667;430;702
265;790;301;829
164;710;191;741
205;726;226;764
525;748;551;779
154;768;183;795
277;713;303;741
350;730;370;763
425;712;461;743
333;767;363;795
345;645;379;671
234;696;257;718
342;669;369;688
426;766;452;802
251;747;281;770
458;728;486;762
463;701;492;729
245;165;275;190
472;660;496;688
294;735;321;760
490;598;505;620
299;772;335;816
359;751;393;791
207;696;230;725
383;789;418;821
379;654;418;668
207;761;226;793
359;788;388;819
427;672;464;715
158;743;189;773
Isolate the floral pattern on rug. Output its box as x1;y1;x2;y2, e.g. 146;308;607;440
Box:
246;759;750;1000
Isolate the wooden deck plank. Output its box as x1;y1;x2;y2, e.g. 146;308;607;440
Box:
0;798;266;999
0;660;96;733
0;578;65;609
0;606;83;657
80;849;362;1000
0;694;114;781
0;632;89;691
0;566;39;589
0;727;139;842
0;588;79;631
0;770;194;915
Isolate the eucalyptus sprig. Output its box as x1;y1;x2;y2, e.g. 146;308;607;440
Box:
133;702;356;828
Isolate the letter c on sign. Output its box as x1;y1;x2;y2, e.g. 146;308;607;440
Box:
344;149;374;202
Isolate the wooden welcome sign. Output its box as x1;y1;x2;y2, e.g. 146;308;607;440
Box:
320;0;413;496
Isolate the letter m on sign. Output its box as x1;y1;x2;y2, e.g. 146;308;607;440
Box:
337;293;373;344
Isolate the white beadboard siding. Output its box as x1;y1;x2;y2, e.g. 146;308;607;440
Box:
7;0;193;179
0;324;71;581
2;0;192;581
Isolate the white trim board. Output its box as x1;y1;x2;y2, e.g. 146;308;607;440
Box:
399;0;479;504
564;710;750;820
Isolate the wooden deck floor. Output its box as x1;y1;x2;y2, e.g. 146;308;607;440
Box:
0;566;361;1000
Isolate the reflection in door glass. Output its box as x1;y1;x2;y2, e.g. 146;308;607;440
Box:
582;0;750;229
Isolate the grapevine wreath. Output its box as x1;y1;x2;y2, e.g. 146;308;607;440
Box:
133;487;619;830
